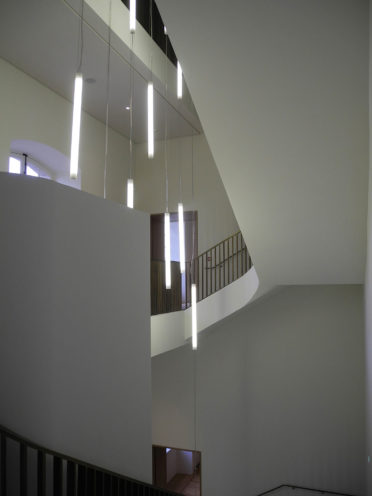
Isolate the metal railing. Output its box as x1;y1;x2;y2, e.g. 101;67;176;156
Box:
0;424;178;496
151;231;252;315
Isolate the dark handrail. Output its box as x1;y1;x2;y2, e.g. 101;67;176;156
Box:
151;230;252;315
256;484;360;496
0;423;178;496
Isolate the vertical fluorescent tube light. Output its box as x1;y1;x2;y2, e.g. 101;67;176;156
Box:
70;73;83;179
130;0;136;32
148;82;154;158
177;61;182;99
178;203;185;273
165;212;171;289
192;284;197;349
127;178;134;208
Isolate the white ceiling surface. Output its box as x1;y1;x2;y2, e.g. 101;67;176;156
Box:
0;0;200;143
156;0;369;289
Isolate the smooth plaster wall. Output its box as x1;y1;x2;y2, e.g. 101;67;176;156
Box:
135;134;239;254
152;285;365;496
0;173;152;483
0;57;129;203
366;1;372;492
156;0;368;288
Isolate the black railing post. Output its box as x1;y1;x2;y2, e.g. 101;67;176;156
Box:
53;457;63;496
37;451;46;496
20;443;27;496
0;433;6;496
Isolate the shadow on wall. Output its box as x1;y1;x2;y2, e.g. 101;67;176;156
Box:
9;139;81;189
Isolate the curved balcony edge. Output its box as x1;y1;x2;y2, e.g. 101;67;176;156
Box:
151;266;259;357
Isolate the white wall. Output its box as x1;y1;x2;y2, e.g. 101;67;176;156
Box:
0;173;152;483
166;449;178;483
152;285;365;496
166;449;194;483
366;2;372;492
135;134;239;254
157;0;368;289
0;57;129;203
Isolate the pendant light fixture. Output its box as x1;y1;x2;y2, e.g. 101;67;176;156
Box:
148;82;154;158
127;32;135;208
164;25;171;289
191;283;197;349
177;61;183;99
70;0;85;179
147;0;154;159
103;0;112;199
127;178;134;208
129;0;136;33
191;134;197;350
178;203;185;273
178;149;185;274
165;212;171;289
70;74;83;179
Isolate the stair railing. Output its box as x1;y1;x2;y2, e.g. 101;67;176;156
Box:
151;231;252;315
0;424;178;496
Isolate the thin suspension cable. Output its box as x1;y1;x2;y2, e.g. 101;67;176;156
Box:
129;32;134;180
193;349;197;452
103;0;112;200
150;0;153;40
164;33;169;213
77;0;84;72
192;132;194;200
62;0;200;135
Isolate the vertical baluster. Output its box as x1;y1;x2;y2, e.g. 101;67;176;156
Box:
235;234;238;280
66;461;76;496
223;240;225;288
209;249;212;297
53;457;62;496
214;246;216;293
202;254;204;300
1;434;6;496
37;451;46;496
20;443;27;496
104;474;112;495
186;261;188;307
95;471;103;496
112;477;119;496
78;465;86;496
218;243;221;290
240;233;243;276
227;238;231;284
86;468;95;496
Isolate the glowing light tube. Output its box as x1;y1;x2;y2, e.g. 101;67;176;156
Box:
70;73;83;179
192;284;197;349
127;178;134;208
165;212;171;289
178;203;185;273
148;82;154;158
177;61;182;99
130;0;136;33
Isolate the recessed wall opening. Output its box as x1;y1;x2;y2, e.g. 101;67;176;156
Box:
150;211;198;315
152;445;201;496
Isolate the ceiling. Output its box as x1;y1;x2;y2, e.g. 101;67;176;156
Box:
156;0;369;291
0;0;201;143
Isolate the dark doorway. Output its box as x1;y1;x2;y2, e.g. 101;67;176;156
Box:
150;211;198;315
153;446;201;496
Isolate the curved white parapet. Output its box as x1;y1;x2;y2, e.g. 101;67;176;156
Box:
151;266;259;357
